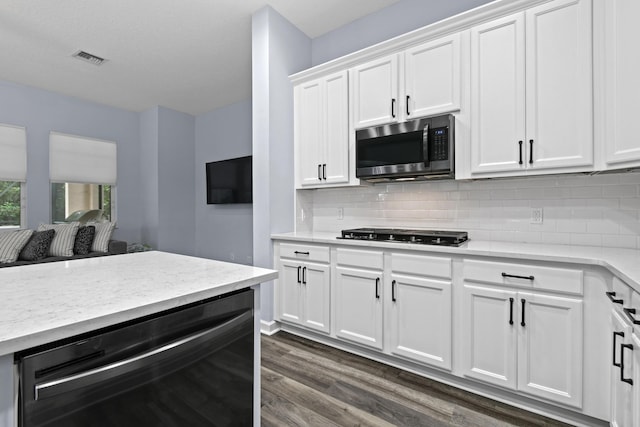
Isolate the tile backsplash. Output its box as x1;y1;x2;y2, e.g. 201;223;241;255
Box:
296;172;640;249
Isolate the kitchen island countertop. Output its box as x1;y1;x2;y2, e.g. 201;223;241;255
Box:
0;251;278;357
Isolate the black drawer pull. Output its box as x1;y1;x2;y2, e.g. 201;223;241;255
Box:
529;139;534;164
392;280;397;302
521;299;526;327
621;344;634;385
297;266;301;284
322;164;327;180
302;266;307;284
406;95;410;116
391;98;396;118
509;297;514;325
502;272;534;281
518;141;523;165
623;308;640;325
318;164;322;181
606;291;624;304
375;278;380;299
613;331;624;368
294;251;310;256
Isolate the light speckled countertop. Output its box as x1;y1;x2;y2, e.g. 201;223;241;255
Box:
272;231;640;293
0;251;278;356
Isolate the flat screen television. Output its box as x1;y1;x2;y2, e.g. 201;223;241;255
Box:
206;156;252;204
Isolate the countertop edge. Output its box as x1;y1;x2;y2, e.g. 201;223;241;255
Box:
272;232;640;292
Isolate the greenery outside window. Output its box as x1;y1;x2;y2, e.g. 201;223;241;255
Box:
0;181;24;228
51;183;113;223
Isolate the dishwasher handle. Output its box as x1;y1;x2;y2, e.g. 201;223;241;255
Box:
34;310;253;401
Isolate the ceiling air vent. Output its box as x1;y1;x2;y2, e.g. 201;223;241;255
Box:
72;50;106;66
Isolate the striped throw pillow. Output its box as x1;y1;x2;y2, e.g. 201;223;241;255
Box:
0;229;34;263
88;222;115;253
37;222;80;257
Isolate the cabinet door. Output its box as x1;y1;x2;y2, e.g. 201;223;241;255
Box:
335;266;383;350
323;71;349;185
388;274;452;370
524;0;593;170
301;261;331;334
470;13;526;174
611;309;633;427
279;260;303;325
295;80;324;187
405;33;460;118
517;292;583;408
604;0;640;167
461;285;517;389
351;55;399;129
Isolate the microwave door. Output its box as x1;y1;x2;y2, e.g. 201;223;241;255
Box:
422;123;430;168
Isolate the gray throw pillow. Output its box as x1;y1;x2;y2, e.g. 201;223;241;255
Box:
73;225;96;255
0;229;34;263
37;222;80;257
19;229;55;261
88;222;115;253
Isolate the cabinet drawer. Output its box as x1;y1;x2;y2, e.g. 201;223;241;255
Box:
336;248;383;270
279;243;330;263
390;253;451;279
463;259;583;295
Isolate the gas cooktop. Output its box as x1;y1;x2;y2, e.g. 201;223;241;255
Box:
337;228;468;246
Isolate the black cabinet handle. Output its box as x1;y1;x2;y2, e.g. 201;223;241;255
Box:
621;344;634;385
520;299;526;327
297;266;301;284
392;280;397;302
606;291;624;305
322;164;327;180
623;308;640;325
391;98;396;118
502;272;534;281
317;164;322;181
529;140;534;164
302;266;307;284
518;141;523;165
375;278;380;299
613;331;624;368
406;95;410;116
509;298;514;325
294;251;310;255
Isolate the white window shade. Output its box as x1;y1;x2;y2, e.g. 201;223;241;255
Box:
50;132;117;185
0;124;27;181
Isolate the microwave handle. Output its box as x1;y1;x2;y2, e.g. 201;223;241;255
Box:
422;123;430;164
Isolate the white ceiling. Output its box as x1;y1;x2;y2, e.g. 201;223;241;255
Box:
0;0;400;115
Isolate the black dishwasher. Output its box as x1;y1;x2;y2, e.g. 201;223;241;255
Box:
16;288;254;427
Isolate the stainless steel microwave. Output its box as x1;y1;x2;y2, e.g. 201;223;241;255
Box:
355;114;454;182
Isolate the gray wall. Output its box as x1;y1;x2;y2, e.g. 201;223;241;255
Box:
0;79;142;244
252;6;312;323
194;99;253;262
139;107;160;249
312;0;493;66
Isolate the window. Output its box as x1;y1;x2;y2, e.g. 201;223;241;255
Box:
51;183;113;223
49;132;117;223
0;124;27;228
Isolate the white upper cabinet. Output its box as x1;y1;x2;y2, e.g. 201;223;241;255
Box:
602;0;640;169
404;33;461;119
351;33;462;130
294;70;349;188
350;55;399;129
469;0;593;177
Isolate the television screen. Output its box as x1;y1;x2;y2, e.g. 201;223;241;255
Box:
206;156;252;204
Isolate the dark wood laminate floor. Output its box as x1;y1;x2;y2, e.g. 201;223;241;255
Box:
261;332;571;427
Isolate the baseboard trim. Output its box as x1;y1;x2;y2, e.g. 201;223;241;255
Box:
260;320;281;336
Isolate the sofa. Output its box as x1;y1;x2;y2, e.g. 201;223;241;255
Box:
0;222;126;268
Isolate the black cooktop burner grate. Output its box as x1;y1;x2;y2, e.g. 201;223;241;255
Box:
337;228;468;246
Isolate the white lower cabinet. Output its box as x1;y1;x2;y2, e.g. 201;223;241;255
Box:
461;260;584;408
610;308;633;427
335;265;384;350
277;244;331;334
